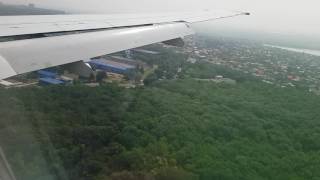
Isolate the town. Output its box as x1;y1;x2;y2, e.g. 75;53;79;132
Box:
180;36;320;93
2;35;320;95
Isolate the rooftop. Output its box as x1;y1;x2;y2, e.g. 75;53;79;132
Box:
90;58;135;70
38;70;57;77
39;78;64;85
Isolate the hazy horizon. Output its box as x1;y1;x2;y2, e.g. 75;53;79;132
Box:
2;0;320;37
2;0;320;49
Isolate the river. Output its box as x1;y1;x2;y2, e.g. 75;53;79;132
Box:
264;44;320;57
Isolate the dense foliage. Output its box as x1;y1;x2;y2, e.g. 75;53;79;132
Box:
1;72;320;180
1;37;320;180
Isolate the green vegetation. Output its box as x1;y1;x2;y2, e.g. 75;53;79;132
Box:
1;39;320;180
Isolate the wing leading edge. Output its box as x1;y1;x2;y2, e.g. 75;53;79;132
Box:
0;10;249;37
0;10;249;80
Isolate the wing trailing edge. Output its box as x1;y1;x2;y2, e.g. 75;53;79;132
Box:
0;23;193;80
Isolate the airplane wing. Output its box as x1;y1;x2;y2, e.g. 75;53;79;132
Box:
0;10;249;80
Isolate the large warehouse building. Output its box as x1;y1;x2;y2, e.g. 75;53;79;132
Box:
89;58;135;74
106;55;149;69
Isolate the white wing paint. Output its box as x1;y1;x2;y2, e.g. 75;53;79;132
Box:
0;11;248;37
0;10;249;80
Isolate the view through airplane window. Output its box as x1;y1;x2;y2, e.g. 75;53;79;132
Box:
0;1;320;180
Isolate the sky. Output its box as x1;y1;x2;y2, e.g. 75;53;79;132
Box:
2;0;320;37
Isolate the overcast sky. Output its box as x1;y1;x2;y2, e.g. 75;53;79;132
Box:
3;0;320;36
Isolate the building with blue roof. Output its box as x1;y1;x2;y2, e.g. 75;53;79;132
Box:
37;70;58;78
89;58;135;74
39;78;65;85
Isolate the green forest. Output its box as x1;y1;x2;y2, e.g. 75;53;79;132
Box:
1;45;320;180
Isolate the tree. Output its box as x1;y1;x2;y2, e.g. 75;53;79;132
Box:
96;71;107;83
